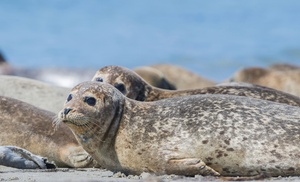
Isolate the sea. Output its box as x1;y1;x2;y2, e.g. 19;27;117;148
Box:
0;0;300;82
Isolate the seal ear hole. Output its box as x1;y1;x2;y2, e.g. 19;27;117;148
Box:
84;96;96;106
66;94;72;102
95;77;103;82
114;83;126;94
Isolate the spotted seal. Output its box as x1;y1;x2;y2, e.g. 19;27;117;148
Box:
0;96;97;168
92;66;300;107
230;67;300;96
58;81;300;176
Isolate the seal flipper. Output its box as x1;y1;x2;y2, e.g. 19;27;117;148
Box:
166;158;220;176
59;145;99;168
0;146;56;169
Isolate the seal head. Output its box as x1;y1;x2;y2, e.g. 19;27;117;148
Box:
59;81;125;170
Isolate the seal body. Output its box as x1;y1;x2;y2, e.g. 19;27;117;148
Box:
230;67;300;97
135;64;215;89
59;81;300;176
0;75;70;113
268;63;300;71
92;66;300;107
133;66;176;90
0;96;96;168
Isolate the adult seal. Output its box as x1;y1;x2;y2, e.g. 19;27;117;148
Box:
230;67;300;97
134;64;216;89
0;96;97;168
133;66;176;90
58;81;300;176
92;66;300;107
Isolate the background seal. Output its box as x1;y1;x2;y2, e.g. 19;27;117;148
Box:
92;65;300;107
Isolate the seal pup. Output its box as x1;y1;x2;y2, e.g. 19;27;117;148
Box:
133;66;176;90
59;81;300;176
92;66;300;107
0;75;70;113
230;67;300;97
0;96;97;168
134;64;216;89
0;146;56;169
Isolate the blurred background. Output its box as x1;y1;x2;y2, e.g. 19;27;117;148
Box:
0;0;300;82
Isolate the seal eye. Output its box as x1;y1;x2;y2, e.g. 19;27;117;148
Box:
95;77;103;82
84;96;96;106
67;94;72;102
114;83;126;94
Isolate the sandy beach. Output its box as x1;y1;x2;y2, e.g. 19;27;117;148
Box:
2;165;300;182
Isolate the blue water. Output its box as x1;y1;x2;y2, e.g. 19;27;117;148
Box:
1;0;300;81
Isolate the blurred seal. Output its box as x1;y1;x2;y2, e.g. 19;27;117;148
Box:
230;67;300;96
134;64;215;89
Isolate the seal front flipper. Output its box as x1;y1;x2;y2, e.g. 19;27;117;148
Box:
60;145;99;168
166;158;220;176
0;146;56;169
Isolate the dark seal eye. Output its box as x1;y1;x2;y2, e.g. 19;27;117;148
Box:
95;77;103;82
114;83;126;94
84;96;96;106
66;94;72;102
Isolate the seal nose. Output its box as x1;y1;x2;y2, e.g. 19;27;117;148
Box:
64;108;72;115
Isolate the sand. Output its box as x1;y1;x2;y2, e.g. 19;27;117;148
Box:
2;165;300;182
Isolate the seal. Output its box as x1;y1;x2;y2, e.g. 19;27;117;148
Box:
133;66;176;90
268;63;300;71
0;146;56;169
134;64;215;89
0;96;97;168
230;67;300;97
92;66;300;107
0;75;70;113
58;81;300;176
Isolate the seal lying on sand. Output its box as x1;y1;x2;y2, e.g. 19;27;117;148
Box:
92;66;300;107
0;96;97;168
134;64;215;89
0;146;56;169
133;66;176;90
230;67;300;97
58;81;300;176
0;75;70;113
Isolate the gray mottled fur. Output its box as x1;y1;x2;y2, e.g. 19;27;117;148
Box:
92;66;300;107
59;81;300;177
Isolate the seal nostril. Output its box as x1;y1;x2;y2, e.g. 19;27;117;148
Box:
64;108;72;115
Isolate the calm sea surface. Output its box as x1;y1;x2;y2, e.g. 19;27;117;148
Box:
0;0;300;81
